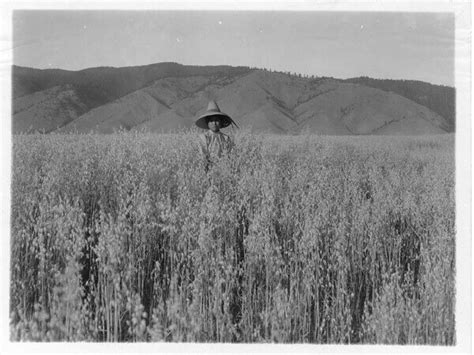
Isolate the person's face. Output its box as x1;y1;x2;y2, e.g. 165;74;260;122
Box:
207;117;221;132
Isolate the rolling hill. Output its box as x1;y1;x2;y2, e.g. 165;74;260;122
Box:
344;76;455;131
13;63;454;135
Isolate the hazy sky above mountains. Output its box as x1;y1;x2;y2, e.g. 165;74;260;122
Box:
13;10;454;86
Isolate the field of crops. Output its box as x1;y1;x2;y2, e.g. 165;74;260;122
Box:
10;131;455;344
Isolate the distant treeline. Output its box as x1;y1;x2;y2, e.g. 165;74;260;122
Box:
13;62;252;101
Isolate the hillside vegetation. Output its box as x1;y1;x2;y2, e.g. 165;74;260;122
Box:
12;64;454;135
344;77;455;131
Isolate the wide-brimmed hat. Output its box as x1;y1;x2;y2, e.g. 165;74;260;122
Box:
195;101;238;129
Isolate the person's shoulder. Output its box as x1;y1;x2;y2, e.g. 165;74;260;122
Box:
220;132;233;141
199;132;209;143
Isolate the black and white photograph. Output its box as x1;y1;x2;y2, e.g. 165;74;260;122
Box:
2;0;471;352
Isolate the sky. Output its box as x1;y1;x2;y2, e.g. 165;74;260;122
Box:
12;10;454;86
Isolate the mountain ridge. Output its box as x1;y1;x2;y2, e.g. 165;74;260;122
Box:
12;63;455;135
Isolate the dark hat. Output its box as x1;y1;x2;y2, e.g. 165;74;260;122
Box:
195;101;238;129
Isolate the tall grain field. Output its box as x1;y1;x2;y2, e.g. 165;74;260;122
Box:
10;131;455;344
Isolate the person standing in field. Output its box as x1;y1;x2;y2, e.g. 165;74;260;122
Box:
195;100;237;168
195;100;243;339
